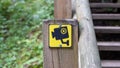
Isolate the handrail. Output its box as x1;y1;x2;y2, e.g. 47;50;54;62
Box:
76;0;101;68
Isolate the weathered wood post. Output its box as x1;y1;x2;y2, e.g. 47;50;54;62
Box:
76;0;101;68
43;0;78;68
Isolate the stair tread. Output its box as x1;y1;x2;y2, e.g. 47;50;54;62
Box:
95;26;120;33
91;3;120;8
102;60;120;68
98;42;120;51
98;42;120;47
92;14;120;20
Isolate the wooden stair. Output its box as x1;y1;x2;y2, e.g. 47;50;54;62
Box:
90;3;120;8
93;14;120;20
102;60;120;68
98;42;120;51
95;26;120;33
90;1;120;68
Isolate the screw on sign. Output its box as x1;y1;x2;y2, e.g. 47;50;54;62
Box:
49;24;72;48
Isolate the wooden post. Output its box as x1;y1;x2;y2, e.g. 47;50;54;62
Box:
54;0;72;19
43;20;78;68
43;0;78;68
76;0;101;68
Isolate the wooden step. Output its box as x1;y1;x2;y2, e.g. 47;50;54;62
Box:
95;26;120;33
90;3;120;8
90;2;120;68
102;60;120;68
92;14;120;20
98;42;120;51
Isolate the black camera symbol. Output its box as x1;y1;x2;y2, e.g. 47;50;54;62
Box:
52;26;69;45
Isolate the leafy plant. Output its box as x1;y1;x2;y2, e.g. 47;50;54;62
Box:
0;0;54;68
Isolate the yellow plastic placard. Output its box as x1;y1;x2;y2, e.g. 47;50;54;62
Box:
49;24;72;47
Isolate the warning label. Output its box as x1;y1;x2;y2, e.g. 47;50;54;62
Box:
49;24;72;47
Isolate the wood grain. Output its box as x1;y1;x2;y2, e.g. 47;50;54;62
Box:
54;0;72;19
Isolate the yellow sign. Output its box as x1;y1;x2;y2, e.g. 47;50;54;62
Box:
49;24;72;47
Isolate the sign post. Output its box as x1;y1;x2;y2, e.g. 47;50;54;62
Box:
43;0;78;68
43;19;78;68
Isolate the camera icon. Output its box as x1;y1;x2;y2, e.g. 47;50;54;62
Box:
52;26;69;45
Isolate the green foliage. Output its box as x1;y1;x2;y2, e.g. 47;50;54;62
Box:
0;0;54;68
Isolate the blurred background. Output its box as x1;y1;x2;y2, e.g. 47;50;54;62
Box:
0;0;54;68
